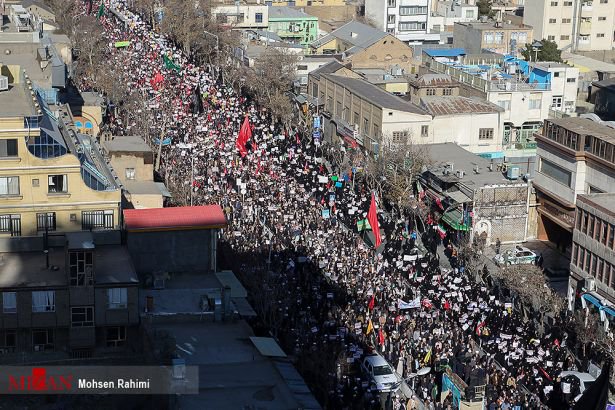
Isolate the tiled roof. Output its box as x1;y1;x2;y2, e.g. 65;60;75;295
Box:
124;205;227;231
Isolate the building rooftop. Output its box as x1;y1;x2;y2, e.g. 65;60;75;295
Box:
455;21;531;30
21;0;55;14
421;143;522;188
0;82;37;118
578;193;615;214
420;96;503;116
0;245;137;289
104;136;153;154
423;48;466;58
322;73;429;114
123;205;227;231
268;6;316;20
310;20;387;50
309;60;346;79
592;77;615;92
548;117;615;143
123;180;169;196
410;73;458;87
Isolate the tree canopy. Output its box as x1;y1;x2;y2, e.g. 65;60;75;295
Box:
520;39;563;63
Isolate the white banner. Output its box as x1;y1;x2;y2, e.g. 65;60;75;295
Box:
398;297;421;310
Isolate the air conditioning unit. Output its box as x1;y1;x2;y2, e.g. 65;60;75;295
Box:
586;278;596;292
457;170;464;178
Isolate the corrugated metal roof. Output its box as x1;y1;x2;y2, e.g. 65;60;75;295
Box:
250;337;287;358
322;74;429;114
420;96;503;116
124;205;227;231
423;48;466;57
310;20;386;50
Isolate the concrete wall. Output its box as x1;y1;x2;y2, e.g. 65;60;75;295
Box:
522;0;546;43
350;35;416;73
485;89;551;128
110;153;153;183
211;5;269;29
364;0;386;31
127;229;217;274
429;111;503;155
534;143;578;205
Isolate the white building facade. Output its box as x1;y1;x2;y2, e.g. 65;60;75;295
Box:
524;0;615;51
365;0;441;44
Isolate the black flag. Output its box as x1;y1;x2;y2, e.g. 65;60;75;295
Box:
86;0;93;15
573;361;610;410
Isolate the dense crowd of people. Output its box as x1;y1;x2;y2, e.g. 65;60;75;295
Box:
79;1;591;408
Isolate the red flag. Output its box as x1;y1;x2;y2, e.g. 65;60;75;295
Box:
378;328;385;346
443;300;451;310
235;116;252;157
367;193;382;248
422;298;433;309
553;339;560;347
476;321;486;336
368;294;375;311
539;366;552;381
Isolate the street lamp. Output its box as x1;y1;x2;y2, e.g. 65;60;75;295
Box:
531;40;543;63
404;366;431;391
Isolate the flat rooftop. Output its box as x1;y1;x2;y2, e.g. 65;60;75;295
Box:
104;136;153;153
154;321;321;409
578;193;615;214
421;143;523;187
268;6;316;19
455;21;531;30
421;96;503;115
0;245;137;288
548;117;615;143
0;83;37;117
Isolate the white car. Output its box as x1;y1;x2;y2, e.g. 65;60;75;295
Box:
361;354;401;393
493;245;537;266
559;371;596;402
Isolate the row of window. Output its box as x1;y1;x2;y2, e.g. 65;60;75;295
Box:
576;208;615;249
0;210;114;236
2;289;128;315
572;244;615;290
0;326;126;352
539;157;572;186
552;0;608;4
425;88;453;96
0;174;68;196
585;134;615;164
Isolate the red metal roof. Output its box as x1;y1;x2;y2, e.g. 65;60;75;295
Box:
123;205;227;231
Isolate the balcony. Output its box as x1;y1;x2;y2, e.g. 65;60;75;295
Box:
581;2;593;15
579;21;592;35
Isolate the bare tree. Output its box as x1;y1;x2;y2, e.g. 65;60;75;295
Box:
159;0;209;56
72;15;107;82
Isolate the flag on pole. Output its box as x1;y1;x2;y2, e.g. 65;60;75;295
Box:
378;328;385;346
423;348;432;365
367;193;381;248
162;54;181;73
235;116;252;157
368;294;375;311
96;2;105;20
366;319;374;335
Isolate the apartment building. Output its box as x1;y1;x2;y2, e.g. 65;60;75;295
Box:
309;21;418;73
364;0;441;44
308;63;504;155
0;231;139;359
533;116;615;254
211;1;269;30
430;1;479;34
453;21;533;55
569;193;615;316
524;0;615;52
0;65;121;250
268;6;318;46
424;50;551;157
418;143;531;245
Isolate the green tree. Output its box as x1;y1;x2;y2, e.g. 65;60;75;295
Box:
520;39;563;62
476;0;495;18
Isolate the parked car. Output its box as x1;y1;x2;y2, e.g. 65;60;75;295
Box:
493;245;537;266
559;371;596;402
361;354;401;393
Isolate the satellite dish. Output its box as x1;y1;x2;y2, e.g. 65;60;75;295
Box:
417;367;431;376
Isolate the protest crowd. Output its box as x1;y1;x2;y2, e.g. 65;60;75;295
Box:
76;1;595;408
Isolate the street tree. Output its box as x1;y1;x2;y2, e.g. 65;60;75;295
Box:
476;0;495;18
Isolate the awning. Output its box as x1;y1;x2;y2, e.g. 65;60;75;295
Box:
441;208;471;231
446;190;471;204
582;292;615;318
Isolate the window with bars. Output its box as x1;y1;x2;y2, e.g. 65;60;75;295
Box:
392;131;408;144
36;212;56;232
71;306;94;327
69;251;94;286
82;210;114;230
106;326;126;347
0;215;21;237
478;128;494;140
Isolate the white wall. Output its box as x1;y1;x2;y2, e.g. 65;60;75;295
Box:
211;5;269;29
381;109;432;144
486;89;551;128
429;111;503;154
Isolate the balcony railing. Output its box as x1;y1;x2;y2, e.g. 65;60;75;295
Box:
541;202;575;227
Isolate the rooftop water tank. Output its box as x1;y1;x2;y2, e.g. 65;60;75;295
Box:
507;166;520;180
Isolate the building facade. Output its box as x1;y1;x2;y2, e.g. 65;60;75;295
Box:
0;232;139;360
0;65;121;251
569;193;615;320
364;0;441;44
533;116;615;255
268;6;318;46
211;3;269;29
523;0;615;52
453;21;533;55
